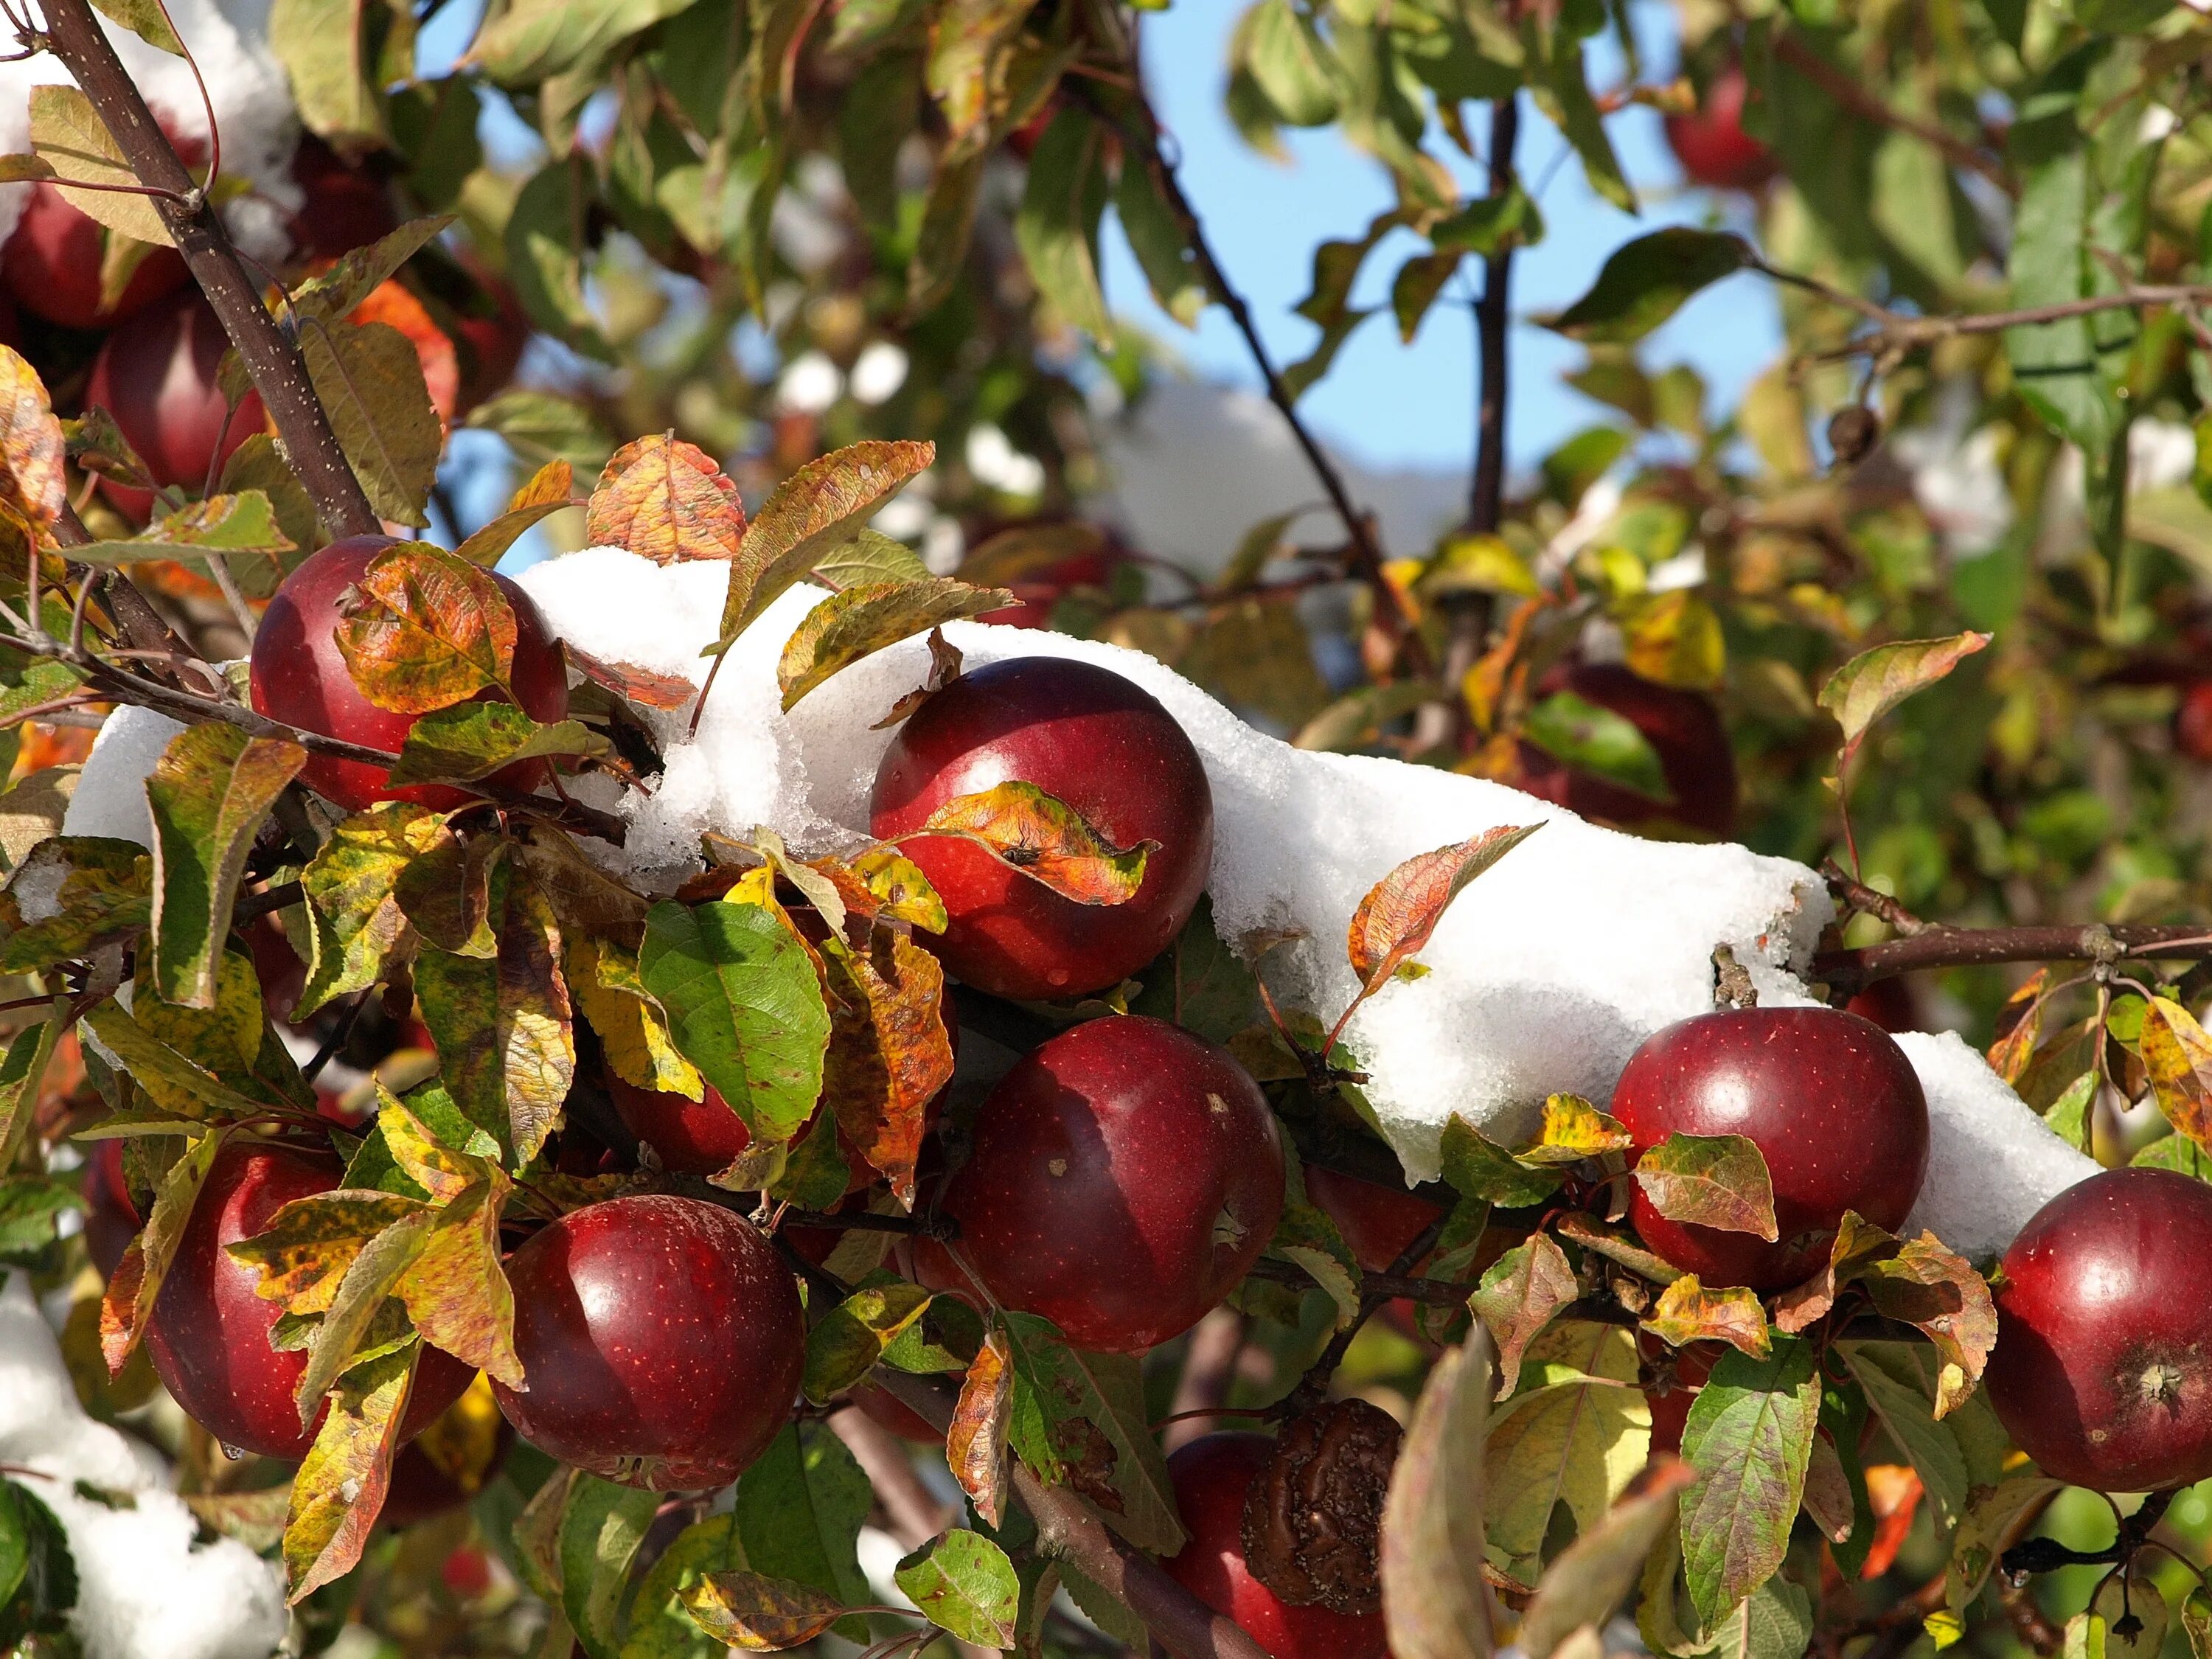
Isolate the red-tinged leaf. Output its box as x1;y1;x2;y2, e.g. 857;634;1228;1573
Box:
1632;1133;1778;1241
911;780;1152;906
1520;1458;1699;1659
226;1187;428;1315
1379;1334;1492;1659
1554;1212;1681;1284
1986;969;2051;1086
1677;1336;1821;1626
1801;1434;1855;1545
100;1128;226;1373
585;434;745;566
1818;632;1992;755
145;722;307;1008
1346;824;1541;992
284;1344;414;1600
1861;1234;1997;1417
563;641;698;711
1467;1233;1578;1397
334;543;519;714
1641;1275;1770;1359
0;344;66;528
1770;1210;1899;1335
2143;997;2212;1150
723;440;936;642
947;1327;1011;1528
822;930;954;1206
1519;1093;1632;1165
396;1177;523;1388
777;578;1015;710
679;1571;847;1651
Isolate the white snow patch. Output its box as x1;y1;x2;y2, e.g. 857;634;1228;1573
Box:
0;1275;288;1659
65;551;2101;1253
0;0;302;258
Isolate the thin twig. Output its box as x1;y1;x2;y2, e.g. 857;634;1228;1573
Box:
1820;860;1934;937
1816;922;2212;997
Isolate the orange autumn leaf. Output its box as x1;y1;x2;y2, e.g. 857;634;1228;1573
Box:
585;434;746;565
0;344;66;529
911;780;1151;906
1346;823;1540;991
334;543;519;714
350;279;459;425
822;929;954;1206
947;1327;1012;1528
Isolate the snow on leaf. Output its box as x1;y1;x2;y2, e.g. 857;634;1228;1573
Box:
584;435;745;566
1633;1133;1779;1240
335;543;518;714
912;780;1152;906
1641;1276;1770;1360
1817;632;1992;757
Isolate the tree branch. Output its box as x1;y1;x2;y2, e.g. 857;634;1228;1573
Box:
32;0;380;539
1769;31;2012;198
1815;922;2212;997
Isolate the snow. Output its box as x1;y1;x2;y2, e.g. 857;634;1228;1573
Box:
60;549;2099;1258
0;0;302;260
0;1275;288;1659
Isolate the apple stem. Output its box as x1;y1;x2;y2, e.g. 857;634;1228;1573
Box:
33;0;380;540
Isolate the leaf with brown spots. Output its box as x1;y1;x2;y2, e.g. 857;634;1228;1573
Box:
225;1186;430;1316
721;440;936;643
1520;1093;1632;1165
563;641;698;711
998;1312;1182;1552
679;1571;847;1651
912;780;1152;907
295;803;445;1018
397;1177;523;1388
585;434;745;565
830;847;947;933
335;543;519;714
1346;824;1540;997
1861;1233;1997;1417
2143;996;2212;1150
1632;1132;1778;1240
1640;1275;1770;1358
821;930;954;1205
1770;1210;1900;1334
100;1127;226;1373
1467;1232;1579;1396
1986;969;2051;1087
947;1326;1012;1528
284;1345;416;1601
0;344;66;528
1818;631;1992;759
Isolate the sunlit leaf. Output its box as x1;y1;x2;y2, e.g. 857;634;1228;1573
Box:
1818;633;1992;757
1633;1134;1778;1241
334;543;519;714
585;434;746;566
1468;1234;1579;1397
947;1326;1010;1527
1641;1276;1771;1359
778;579;1014;710
912;780;1152;906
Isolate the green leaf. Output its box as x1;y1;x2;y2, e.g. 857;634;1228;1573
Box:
1527;32;1632;212
1521;689;1673;803
91;0;184;52
507;161;608;357
0;1012;60;1172
28;85;169;246
302;319;441;527
289;217;457;329
734;1424;872;1634
386;703;609;787
1001;1312;1183;1553
1521;1460;1700;1659
1391;250;1461;344
0;1475;77;1646
145;723;305;1009
1484;1321;1649;1579
296;803;442;1018
1469;1234;1579;1397
721;439;935;644
638;900;830;1147
1114;157;1206;327
1015;108;1111;341
619;1514;746;1659
469;0;700;84
1841;1343;1968;1535
894;1530;1020;1647
1677;1336;1821;1625
801;1279;934;1405
1245;0;1340;125
1439;1113;1562;1208
1632;1133;1779;1240
778;579;1014;709
0;1175;83;1261
560;1475;661;1659
270;0;383;147
1817;633;1992;756
2006;151;2126;457
1543;229;1753;345
1430;187;1544;257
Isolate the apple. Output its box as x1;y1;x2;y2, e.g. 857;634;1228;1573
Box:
285;136;399;262
248;535;572;812
869;658;1214;999
2;175;190;330
1989;1167;2212;1492
2175;681;2212;763
1514;661;1738;839
918;1015;1281;1352
84;291;266;521
81;1137;141;1281
1612;1006;1929;1290
493;1194;804;1489
1663;66;1779;193
144;1141;476;1459
1303;1165;1442;1273
1161;1433;1389;1659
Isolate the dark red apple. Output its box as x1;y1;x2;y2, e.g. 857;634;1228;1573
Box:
1514;661;1738;839
493;1194;804;1489
1663;67;1778;193
974;545;1125;630
1161;1434;1389;1659
2;183;189;330
869;658;1214;999
2176;681;2212;763
144;1141;475;1459
1304;1165;1442;1273
604;1069;751;1178
85;291;266;519
1639;1334;1721;1455
248;535;572;812
1989;1168;2212;1492
919;1015;1281;1352
285;135;399;262
1844;977;1921;1034
1613;1006;1929;1291
451;258;528;417
82;1136;141;1281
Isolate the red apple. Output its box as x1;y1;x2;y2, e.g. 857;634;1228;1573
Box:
1161;1434;1389;1659
2;184;189;331
144;1141;475;1459
248;535;572;812
493;1194;804;1489
1844;977;1921;1034
1303;1165;1442;1273
1989;1168;2212;1492
973;545;1125;630
604;1069;751;1178
1613;1006;1929;1291
1663;67;1779;193
285;135;399;262
870;658;1214;999
919;1015;1281;1352
81;1136;141;1281
85;291;266;519
1514;661;1738;839
2176;681;2212;763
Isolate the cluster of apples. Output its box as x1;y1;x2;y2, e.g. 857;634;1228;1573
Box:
5;135;524;529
